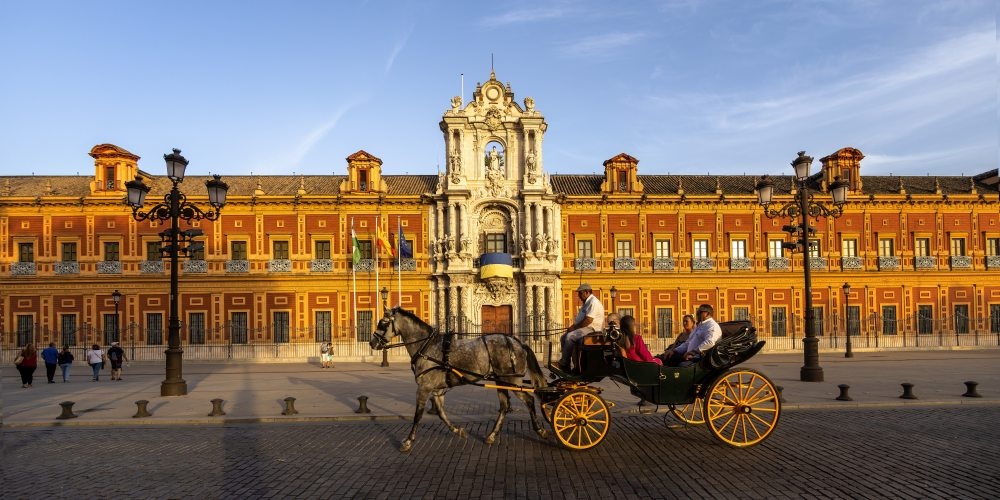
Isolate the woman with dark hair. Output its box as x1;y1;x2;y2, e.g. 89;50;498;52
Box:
620;315;662;365
658;314;696;363
14;344;38;388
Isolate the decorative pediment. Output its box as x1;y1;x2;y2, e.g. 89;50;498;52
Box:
820;147;864;193
88;143;140;195
340;149;388;194
600;153;644;195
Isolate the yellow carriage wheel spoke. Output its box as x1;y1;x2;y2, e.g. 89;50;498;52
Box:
705;369;782;448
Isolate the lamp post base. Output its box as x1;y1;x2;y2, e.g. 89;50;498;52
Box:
161;379;188;397
800;365;824;382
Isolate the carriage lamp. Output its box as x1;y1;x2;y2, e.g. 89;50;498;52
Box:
756;151;848;382
609;286;617;314
124;149;228;396
842;283;853;358
379;286;390;367
112;289;122;345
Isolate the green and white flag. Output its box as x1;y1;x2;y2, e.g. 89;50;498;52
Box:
351;228;361;266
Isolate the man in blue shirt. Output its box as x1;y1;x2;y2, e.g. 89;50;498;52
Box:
41;342;60;384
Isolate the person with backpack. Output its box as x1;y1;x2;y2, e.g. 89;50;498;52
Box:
107;342;128;381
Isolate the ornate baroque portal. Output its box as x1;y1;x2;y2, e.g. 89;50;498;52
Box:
430;71;562;334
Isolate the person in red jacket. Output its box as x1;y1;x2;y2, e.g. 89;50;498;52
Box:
620;315;662;365
14;344;38;388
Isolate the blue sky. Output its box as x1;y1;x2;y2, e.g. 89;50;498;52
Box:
2;0;996;178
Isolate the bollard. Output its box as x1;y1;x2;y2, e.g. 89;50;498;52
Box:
899;383;918;400
133;400;152;418
962;381;982;398
282;397;299;415
56;401;78;420
356;396;371;414
775;385;787;404
208;398;227;416
836;384;853;401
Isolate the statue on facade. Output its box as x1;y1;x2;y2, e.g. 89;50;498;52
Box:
524;96;535;113
487;146;502;173
546;235;556;254
451;95;462;111
460;236;471;255
525;150;538;184
449;153;463;184
535;234;545;254
445;235;455;253
520;235;531;254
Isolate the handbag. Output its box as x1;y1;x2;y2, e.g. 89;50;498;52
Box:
14;355;24;365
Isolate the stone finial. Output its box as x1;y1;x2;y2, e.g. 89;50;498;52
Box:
898;177;906;195
969;178;977;194
715;176;723;195
934;177;942;195
677;178;685;196
297;176;307;196
45;180;54;195
254;177;265;196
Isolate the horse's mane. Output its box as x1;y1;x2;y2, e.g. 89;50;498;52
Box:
393;306;434;334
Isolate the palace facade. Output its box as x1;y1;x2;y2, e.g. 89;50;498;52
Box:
2;72;998;358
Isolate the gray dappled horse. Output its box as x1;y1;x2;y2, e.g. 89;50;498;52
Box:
370;306;550;452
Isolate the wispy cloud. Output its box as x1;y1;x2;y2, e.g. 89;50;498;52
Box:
557;32;647;58
863;143;995;173
280;98;367;169
385;25;414;75
490;5;574;25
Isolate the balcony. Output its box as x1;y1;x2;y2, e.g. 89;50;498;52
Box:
353;258;374;273
97;261;122;274
809;257;827;270
226;260;250;273
652;257;674;271
54;261;79;275
11;262;36;276
613;257;637;271
729;257;752;271
141;260;164;274
269;259;292;273
987;256;1000;270
691;258;714;271
574;257;597;271
393;258;417;271
878;256;900;270
914;256;936;269
841;256;863;270
950;256;972;269
183;260;208;273
768;258;790;271
310;259;333;272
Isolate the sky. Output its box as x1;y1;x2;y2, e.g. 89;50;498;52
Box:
2;0;996;179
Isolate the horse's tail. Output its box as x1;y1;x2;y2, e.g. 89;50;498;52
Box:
520;341;548;389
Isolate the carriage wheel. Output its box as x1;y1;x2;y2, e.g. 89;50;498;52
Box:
670;397;705;425
551;389;610;451
704;369;780;447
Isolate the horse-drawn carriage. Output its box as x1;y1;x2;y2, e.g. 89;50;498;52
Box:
371;307;780;452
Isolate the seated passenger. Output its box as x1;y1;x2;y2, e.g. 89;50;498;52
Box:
620;315;662;365
664;304;722;367
657;314;695;364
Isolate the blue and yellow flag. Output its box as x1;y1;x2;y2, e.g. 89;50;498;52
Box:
480;252;513;279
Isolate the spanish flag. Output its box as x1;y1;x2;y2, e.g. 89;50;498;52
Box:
376;222;394;257
480;252;514;279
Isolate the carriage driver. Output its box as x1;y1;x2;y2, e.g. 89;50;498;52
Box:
554;283;605;372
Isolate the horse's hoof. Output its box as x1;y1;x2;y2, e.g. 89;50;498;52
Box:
486;434;497;445
399;441;413;453
455;428;468;439
537;429;550;439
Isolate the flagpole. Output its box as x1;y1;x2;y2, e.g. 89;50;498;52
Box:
375;217;380;308
351;217;357;340
397;216;402;307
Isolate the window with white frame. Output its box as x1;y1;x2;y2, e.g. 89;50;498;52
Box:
730;239;747;259
616;240;633;258
841;238;858;257
693;239;709;259
878;238;894;257
914;238;931;257
654;240;671;258
950;238;966;256
769;239;785;258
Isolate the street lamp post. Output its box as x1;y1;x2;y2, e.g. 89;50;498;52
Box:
380;286;389;367
757;151;848;382
842;282;853;358
609;286;618;315
125;149;228;396
112;289;122;345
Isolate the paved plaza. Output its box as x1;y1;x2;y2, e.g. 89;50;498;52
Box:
2;350;998;498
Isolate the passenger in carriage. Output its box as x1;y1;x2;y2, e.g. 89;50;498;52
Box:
619;315;662;365
656;314;695;364
663;304;722;367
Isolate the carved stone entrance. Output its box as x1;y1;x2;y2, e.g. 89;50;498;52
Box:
481;304;513;335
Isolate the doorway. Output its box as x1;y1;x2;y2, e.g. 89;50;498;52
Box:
481;305;513;335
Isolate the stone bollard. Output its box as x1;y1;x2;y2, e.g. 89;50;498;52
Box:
775;386;787;404
899;383;918;400
835;384;853;401
962;381;982;398
356;396;371;414
133;400;152;418
57;401;78;420
208;398;227;416
282;397;299;415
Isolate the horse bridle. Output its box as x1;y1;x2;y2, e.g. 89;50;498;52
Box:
371;309;437;351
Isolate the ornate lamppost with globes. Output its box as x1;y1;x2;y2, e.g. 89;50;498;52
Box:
756;151;849;382
842;282;854;358
609;285;618;316
380;286;390;367
125;149;228;396
111;289;122;344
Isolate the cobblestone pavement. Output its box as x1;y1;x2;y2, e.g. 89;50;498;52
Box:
3;405;997;499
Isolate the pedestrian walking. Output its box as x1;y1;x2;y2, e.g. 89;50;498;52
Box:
107;342;128;380
14;344;38;388
57;345;75;382
85;344;105;381
41;342;60;383
320;341;334;368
